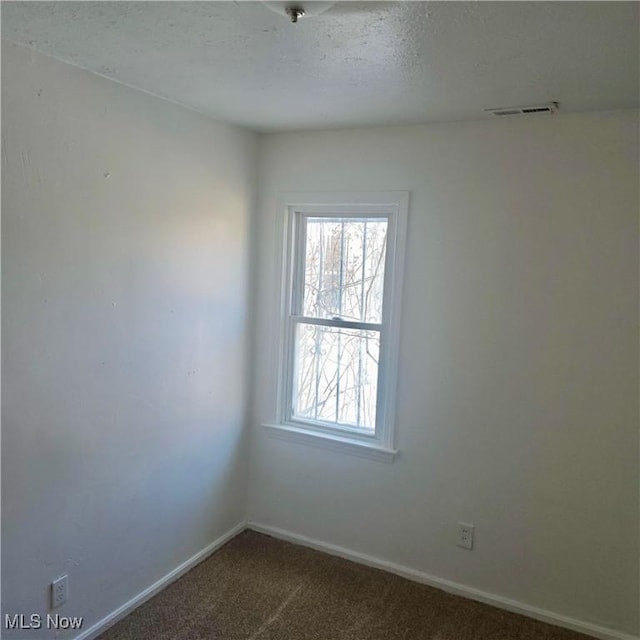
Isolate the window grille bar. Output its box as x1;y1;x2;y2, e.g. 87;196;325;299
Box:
357;221;368;426
313;225;324;419
335;220;345;422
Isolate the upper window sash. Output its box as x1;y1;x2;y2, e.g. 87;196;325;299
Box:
291;211;391;325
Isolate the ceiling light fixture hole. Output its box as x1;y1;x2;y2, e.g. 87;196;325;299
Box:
285;6;305;23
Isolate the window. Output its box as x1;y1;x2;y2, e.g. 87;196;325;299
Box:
263;192;409;462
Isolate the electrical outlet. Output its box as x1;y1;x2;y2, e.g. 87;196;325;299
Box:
457;522;474;550
51;575;68;609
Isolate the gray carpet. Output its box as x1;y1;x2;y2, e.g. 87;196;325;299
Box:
98;530;591;640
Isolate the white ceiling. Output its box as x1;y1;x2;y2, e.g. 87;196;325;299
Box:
2;1;638;132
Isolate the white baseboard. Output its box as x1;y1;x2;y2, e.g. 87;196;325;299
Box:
72;519;637;640
75;520;247;640
247;521;638;640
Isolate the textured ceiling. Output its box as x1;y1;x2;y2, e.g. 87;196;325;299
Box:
2;1;638;132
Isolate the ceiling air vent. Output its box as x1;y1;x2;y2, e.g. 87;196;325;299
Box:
486;102;559;117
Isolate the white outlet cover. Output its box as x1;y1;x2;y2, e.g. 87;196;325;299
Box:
457;522;474;550
51;575;68;609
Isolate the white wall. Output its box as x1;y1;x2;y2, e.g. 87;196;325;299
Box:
2;42;256;637
249;112;639;636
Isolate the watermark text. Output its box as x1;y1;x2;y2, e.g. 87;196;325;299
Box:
5;613;84;631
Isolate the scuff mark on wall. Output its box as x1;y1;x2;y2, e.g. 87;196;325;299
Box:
20;149;30;186
2;138;9;167
18;147;41;188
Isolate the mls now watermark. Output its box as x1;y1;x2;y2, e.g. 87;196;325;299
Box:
5;613;84;630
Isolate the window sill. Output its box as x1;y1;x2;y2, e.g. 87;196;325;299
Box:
261;423;397;463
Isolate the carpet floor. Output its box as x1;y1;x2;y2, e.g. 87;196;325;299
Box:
98;530;591;640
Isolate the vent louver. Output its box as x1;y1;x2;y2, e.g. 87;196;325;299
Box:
486;102;559;117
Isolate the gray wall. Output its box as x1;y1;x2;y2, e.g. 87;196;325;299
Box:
2;42;256;637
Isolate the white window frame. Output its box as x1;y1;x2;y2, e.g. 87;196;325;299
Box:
262;192;409;463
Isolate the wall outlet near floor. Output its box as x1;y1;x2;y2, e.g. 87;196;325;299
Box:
51;575;68;609
457;522;474;550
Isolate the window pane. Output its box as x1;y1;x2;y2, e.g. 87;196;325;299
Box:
292;322;380;431
302;217;387;323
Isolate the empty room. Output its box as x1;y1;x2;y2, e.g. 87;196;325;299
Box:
2;2;638;639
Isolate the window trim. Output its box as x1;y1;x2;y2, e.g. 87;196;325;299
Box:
263;191;409;463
